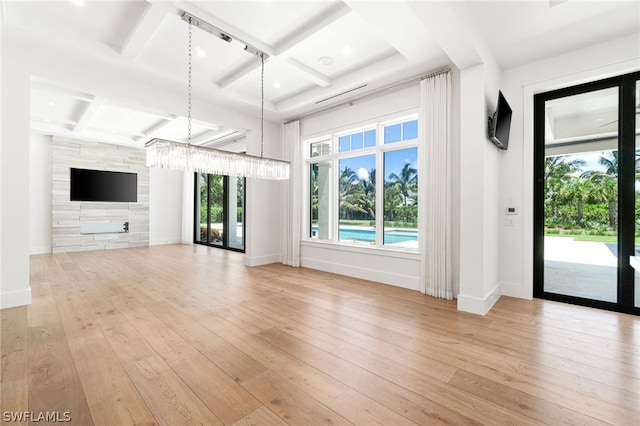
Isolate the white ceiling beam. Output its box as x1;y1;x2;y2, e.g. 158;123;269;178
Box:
120;1;175;59
201;130;246;148
343;0;440;63
137;118;174;143
273;2;351;56
31;80;93;103
31;115;77;127
73;96;105;134
190;118;221;132
276;52;412;113
107;98;175;122
406;1;491;70
189;129;245;147
286;59;332;88
189;129;223;146
206;136;247;152
215;56;261;89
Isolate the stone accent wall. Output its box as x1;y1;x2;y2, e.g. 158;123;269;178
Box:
51;138;149;253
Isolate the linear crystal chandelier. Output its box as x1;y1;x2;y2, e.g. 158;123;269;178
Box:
146;11;290;180
146;138;290;179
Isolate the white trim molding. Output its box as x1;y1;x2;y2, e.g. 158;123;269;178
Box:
457;283;501;315
1;287;32;310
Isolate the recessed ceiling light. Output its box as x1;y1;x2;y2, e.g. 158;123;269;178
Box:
596;118;603;122
273;81;281;89
318;56;333;66
342;45;352;56
195;48;207;58
70;0;84;6
47;101;56;107
44;119;51;123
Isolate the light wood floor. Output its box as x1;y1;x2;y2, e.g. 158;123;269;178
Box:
1;244;639;425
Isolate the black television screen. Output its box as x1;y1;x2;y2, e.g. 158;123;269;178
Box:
488;90;512;150
70;168;137;202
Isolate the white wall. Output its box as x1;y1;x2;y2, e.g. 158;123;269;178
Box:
149;168;183;246
456;61;503;315
245;120;286;266
0;9;3;309
1;31;31;309
29;133;52;254
499;33;640;300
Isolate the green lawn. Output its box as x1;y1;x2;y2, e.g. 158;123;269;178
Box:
545;231;640;244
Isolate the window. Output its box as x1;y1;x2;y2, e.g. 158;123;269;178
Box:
310;162;331;240
383;147;418;246
306;116;418;250
339;153;376;243
195;173;245;252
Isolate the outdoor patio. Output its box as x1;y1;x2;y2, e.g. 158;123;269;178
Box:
544;236;640;306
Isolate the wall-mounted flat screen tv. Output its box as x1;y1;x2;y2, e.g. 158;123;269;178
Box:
488;90;513;150
70;168;137;202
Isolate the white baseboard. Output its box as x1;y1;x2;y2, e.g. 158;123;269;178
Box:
1;287;32;309
30;246;52;255
301;256;420;291
149;239;182;246
500;280;532;300
457;283;501;315
245;253;281;267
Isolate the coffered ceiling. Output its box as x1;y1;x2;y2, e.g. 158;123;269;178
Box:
2;0;638;148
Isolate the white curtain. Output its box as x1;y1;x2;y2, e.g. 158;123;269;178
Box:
419;71;452;299
283;120;301;267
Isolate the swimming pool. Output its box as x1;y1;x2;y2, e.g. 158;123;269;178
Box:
312;226;417;244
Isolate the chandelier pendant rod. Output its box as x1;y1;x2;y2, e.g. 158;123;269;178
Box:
145;11;289;180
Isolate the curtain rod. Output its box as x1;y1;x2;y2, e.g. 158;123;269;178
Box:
283;67;451;124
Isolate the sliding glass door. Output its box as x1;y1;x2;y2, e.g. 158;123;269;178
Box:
634;79;639;308
195;173;245;252
534;71;639;314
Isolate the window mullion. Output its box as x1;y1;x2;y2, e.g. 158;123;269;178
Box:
376;124;384;247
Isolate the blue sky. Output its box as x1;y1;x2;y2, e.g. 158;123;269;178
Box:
564;151;611;175
338;147;418;183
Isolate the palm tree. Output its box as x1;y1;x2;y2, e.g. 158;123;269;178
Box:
580;150;619;181
579;150;620;229
559;177;592;225
383;184;402;220
388;163;417;207
589;175;618;229
544;156;584;219
339;166;372;220
599;150;619;177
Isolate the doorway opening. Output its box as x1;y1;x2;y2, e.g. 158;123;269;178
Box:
534;71;639;314
194;172;246;252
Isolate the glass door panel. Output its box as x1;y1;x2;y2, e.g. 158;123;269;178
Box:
194;173;245;252
227;177;244;250
635;80;640;308
543;87;619;302
209;174;224;246
195;172;208;244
